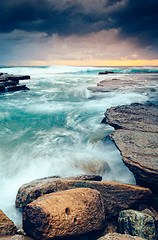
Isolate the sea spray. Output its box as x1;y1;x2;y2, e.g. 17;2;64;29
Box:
0;65;157;225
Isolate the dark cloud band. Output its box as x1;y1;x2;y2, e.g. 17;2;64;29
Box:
0;0;158;48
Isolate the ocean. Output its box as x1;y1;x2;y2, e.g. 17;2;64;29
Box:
0;65;158;225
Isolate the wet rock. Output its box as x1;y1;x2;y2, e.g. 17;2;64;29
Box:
15;175;102;209
88;75;158;93
0;210;16;237
0;236;33;240
103;103;158;133
142;208;158;239
110;129;158;192
67;174;102;181
0;73;30;93
55;180;152;219
73;159;110;176
16;179;152;219
23;188;105;239
103;103;158;192
0;74;30;81
97;233;145;240
98;71;114;75
118;209;156;240
88;79;141;92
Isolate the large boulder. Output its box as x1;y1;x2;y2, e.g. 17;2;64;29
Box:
16;179;152;219
0;210;16;237
102;103;158;192
23;188;105;239
118;209;156;240
15;175;102;209
97;233;145;240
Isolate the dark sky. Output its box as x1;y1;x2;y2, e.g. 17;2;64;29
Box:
0;0;158;65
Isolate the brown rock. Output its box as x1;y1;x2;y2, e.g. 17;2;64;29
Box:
23;188;105;239
0;210;16;237
102;103;158;192
110;129;158;192
0;236;33;240
97;233;145;240
55;180;152;218
103;103;158;132
17;179;152;219
15;175;102;209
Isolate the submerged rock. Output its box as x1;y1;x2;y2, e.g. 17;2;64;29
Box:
16;179;152;219
118;209;156;240
73;159;110;176
0;209;16;237
97;233;145;240
102;103;158;192
88;75;158;93
23;188;105;239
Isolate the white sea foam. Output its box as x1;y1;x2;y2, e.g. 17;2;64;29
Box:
0;65;157;225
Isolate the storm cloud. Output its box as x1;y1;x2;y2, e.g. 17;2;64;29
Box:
0;0;157;65
1;0;157;47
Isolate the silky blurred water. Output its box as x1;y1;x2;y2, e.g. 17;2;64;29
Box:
0;65;158;225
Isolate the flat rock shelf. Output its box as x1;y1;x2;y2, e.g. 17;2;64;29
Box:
0;73;30;93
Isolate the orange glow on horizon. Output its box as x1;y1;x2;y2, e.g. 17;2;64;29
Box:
10;59;158;67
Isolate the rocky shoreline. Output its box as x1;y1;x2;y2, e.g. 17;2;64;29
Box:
0;173;157;239
0;75;158;239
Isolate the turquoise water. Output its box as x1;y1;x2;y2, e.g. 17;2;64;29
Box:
0;65;158;225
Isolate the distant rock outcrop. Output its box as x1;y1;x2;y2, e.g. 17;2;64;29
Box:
88;76;158;94
0;73;30;93
98;71;114;75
